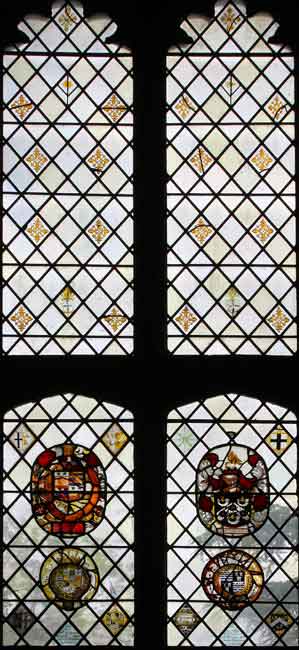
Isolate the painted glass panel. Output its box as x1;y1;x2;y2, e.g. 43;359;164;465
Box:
2;394;134;645
167;0;296;355
2;1;133;355
167;394;298;645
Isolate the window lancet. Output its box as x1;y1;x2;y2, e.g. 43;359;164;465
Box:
2;393;134;645
167;394;298;645
167;0;296;355
2;0;133;355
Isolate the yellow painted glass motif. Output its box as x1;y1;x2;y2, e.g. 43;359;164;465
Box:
167;395;298;645
3;394;134;645
3;0;133;355
167;0;296;355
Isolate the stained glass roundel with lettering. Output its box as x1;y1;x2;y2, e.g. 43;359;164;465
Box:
196;445;269;537
31;444;106;536
40;547;99;611
201;550;264;610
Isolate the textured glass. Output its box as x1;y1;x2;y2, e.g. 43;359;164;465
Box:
2;1;133;355
2;394;134;645
167;0;296;355
167;394;298;645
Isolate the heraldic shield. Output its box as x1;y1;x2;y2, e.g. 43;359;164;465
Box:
196;445;269;537
31;444;106;536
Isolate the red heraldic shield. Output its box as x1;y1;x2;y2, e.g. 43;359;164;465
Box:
31;444;106;536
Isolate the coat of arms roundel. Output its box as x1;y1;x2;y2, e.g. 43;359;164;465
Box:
31;443;106;536
196;445;269;537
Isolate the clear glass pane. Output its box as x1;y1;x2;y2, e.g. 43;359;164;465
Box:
167;394;298;645
2;1;133;355
167;0;296;355
2;393;134;645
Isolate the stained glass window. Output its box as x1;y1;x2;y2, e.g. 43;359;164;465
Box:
2;0;133;355
167;394;298;645
167;0;296;355
2;393;134;645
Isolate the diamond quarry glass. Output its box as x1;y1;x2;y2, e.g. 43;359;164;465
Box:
2;1;133;355
167;394;298;646
2;394;134;645
167;0;296;355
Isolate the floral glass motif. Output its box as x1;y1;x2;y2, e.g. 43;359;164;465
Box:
2;0;133;355
167;394;298;646
3;394;134;645
9;94;33;120
26;216;49;243
167;0;296;355
101;94;127;123
10;306;33;332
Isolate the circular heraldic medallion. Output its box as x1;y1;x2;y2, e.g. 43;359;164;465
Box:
201;550;264;610
40;547;99;610
31;443;106;536
196;445;269;537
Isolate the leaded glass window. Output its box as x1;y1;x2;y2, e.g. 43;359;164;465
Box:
3;393;134;645
167;0;296;355
1;1;298;649
167;394;298;645
2;0;133;355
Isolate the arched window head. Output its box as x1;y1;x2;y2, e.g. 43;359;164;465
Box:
167;394;297;644
167;0;296;356
3;1;133;355
3;393;134;644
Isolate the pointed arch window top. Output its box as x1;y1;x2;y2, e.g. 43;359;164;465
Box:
172;0;292;55
6;0;128;54
2;0;134;356
167;394;298;645
3;393;134;645
166;0;296;356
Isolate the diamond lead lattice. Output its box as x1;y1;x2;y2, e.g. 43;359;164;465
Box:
3;0;134;355
167;394;298;646
167;0;296;355
3;393;135;646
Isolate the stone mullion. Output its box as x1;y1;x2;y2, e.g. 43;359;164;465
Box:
133;36;167;647
134;43;167;359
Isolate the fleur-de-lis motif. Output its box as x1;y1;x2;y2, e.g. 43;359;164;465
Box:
250;147;273;173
